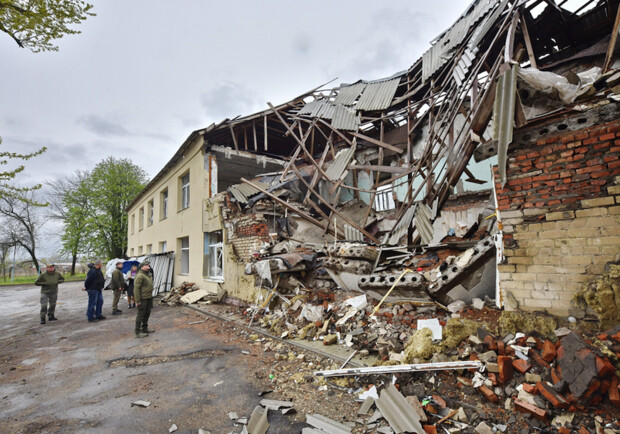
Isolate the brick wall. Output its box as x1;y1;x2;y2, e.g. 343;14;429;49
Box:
495;113;620;315
226;214;271;261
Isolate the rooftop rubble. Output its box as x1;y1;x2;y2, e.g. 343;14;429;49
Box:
169;0;620;430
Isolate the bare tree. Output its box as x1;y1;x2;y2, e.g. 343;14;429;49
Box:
0;192;46;273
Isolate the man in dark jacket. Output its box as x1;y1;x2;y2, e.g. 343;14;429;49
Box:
134;261;154;338
34;264;65;324
110;261;125;315
84;259;106;322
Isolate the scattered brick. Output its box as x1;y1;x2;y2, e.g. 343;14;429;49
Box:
609;375;620;408
541;340;556;362
530;349;550;369
478;385;499;403
522;383;538;395
514;399;548;420
595;356;615;377
432;395;446;409
512;359;532;374
498;356;513;383
537;381;569;409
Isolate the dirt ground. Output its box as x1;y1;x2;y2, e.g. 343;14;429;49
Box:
0;281;361;433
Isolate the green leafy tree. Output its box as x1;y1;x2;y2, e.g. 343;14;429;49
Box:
47;170;93;274
1;137;46;203
0;0;94;52
84;157;148;259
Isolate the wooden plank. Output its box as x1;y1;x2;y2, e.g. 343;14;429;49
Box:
603;4;620;73
349;165;407;174
264;114;268;151
253;121;258;152
519;13;537;69
243;126;248;150
303;144;330;202
350;131;404;154
291;165;380;244
241;177;330;234
229;124;239;152
504;11;520;62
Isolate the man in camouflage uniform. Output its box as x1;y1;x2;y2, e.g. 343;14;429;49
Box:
134;261;154;338
35;264;65;324
110;261;125;315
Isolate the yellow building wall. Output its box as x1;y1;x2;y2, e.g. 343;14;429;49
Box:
127;136;209;289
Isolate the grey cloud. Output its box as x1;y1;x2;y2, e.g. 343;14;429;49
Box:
77;114;133;137
200;83;263;121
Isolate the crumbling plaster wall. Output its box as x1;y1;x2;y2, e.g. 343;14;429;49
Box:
495;103;620;315
203;197;257;302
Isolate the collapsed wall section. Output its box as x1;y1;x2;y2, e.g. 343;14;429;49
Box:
495;104;620;315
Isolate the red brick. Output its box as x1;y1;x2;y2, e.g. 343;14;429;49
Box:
479;385;499;403
595;356;615;378
558;428;570;434
537;381;569;409
583;379;601;401
578;427;590;434
423;425;437;434
514;399;548;420
542;340;556;362
497;341;505;355
484;335;497;351
498;356;513;383
432;395;446;409
599;133;616;141
522;383;538;394
512;359;532;374
530;350;551;369
609;375;620;408
488;373;498;386
600;379;611;395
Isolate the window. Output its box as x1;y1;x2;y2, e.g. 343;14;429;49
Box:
160;241;167;253
146;244;152;254
373;184;395;211
147;200;154;226
130;248;134;256
160;189;168;219
131;214;135;234
179;237;189;274
138;246;143;255
203;231;223;280
180;172;190;210
139;207;145;230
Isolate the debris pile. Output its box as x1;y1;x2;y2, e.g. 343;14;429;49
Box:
159;282;227;306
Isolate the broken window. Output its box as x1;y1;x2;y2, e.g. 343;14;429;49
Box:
373;184;395;211
179;237;189;274
203;231;223;281
147;199;154;226
160;188;168;219
180;172;190;210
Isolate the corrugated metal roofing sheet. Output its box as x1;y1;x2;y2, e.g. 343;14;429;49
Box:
452;47;478;85
298;100;335;119
493;64;518;187
374;384;424;433
422;0;500;82
325;144;356;181
334;82;367;106
387;203;416;245
228;181;269;203
331;105;359;131
414;203;434;245
469;0;510;49
355;78;400;111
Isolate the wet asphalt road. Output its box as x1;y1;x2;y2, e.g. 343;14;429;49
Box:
0;281;298;433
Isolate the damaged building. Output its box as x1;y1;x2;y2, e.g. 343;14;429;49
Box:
127;0;620;320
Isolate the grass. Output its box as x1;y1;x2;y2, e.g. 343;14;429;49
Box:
0;273;87;286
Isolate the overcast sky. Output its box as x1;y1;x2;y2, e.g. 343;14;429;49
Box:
1;0;469;256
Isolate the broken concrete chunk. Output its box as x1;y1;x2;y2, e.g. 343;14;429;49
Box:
169;424;177;433
472;298;485;310
447;300;466;313
131;400;151;408
474;421;493;434
259;399;293;410
228;412;238;420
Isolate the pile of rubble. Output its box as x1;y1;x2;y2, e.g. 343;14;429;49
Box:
159;282;226;306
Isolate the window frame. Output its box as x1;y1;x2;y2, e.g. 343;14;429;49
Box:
180;172;190;210
203;231;224;281
180;237;190;275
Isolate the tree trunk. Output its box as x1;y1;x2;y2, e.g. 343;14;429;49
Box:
71;253;77;276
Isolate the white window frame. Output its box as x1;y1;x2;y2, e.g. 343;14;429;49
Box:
180;237;189;275
373;184;395;211
204;231;224;281
181;173;190;210
161;189;168;219
148;200;154;226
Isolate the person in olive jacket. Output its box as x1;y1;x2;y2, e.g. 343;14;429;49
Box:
110;261;125;315
134;261;154;338
34;264;65;324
